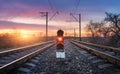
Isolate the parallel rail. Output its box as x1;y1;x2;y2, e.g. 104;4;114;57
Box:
0;41;54;73
71;41;120;67
73;40;120;54
0;41;53;57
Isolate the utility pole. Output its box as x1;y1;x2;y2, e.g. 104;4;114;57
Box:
70;13;81;41
39;11;59;41
46;12;48;41
39;12;48;41
74;28;76;39
79;14;81;41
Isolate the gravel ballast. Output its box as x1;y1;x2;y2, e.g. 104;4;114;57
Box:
10;40;120;74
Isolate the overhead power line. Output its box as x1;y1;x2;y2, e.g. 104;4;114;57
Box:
49;11;59;20
47;0;54;12
70;13;82;41
74;0;80;13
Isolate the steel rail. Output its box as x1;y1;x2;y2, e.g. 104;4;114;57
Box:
0;43;54;73
0;41;54;57
73;40;120;54
71;41;120;67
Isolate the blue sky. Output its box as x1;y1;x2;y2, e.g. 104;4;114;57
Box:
0;0;120;20
0;0;120;36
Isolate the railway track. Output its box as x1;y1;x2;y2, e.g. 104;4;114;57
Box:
74;40;120;54
0;41;54;73
2;40;119;74
71;40;120;68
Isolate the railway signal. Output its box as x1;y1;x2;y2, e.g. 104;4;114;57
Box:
56;30;65;58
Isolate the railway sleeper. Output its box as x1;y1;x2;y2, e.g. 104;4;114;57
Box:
29;59;39;64
98;63;113;69
82;53;92;57
87;56;98;60
17;67;31;74
23;62;36;69
16;58;39;73
91;59;104;64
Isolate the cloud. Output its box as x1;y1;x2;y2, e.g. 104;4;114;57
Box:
0;20;58;31
0;1;51;18
0;0;120;27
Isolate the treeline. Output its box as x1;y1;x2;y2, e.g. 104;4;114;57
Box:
0;33;55;49
86;12;120;47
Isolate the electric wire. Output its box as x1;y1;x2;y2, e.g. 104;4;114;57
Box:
47;0;54;12
73;0;80;14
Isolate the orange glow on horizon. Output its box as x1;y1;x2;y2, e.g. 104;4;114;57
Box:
20;30;32;39
0;28;91;37
64;30;91;37
0;17;90;37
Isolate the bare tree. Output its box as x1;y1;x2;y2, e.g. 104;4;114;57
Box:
86;21;104;37
98;25;111;38
85;12;120;47
104;12;120;47
86;20;104;43
105;12;120;35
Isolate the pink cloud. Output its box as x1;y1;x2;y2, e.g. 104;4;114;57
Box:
0;2;51;18
0;20;58;31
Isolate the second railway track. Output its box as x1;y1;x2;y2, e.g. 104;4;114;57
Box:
71;40;120;67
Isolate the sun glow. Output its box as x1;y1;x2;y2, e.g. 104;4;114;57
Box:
20;30;29;39
0;29;14;34
0;17;90;37
22;34;29;38
0;29;42;40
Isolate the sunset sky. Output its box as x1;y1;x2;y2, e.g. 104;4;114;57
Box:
0;0;120;36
